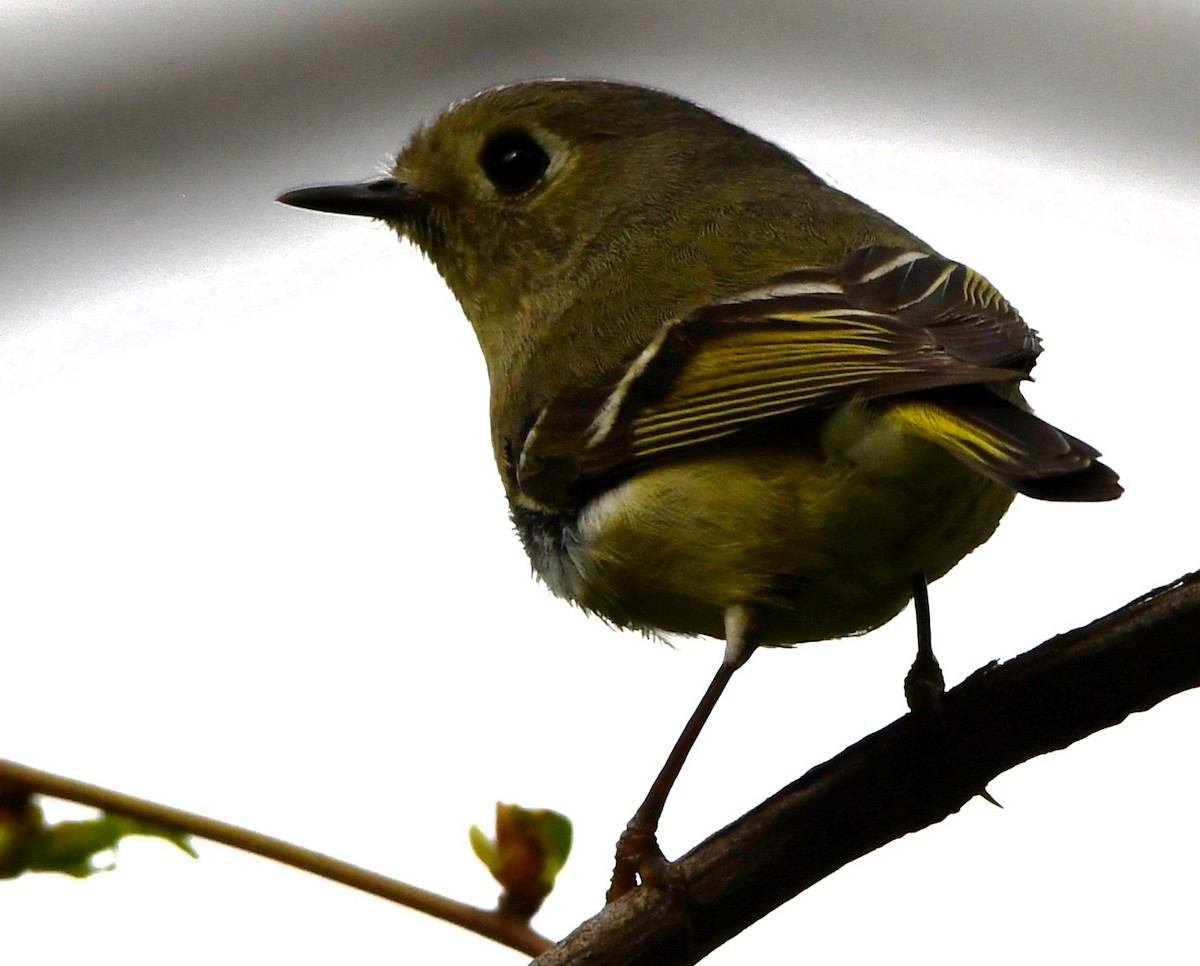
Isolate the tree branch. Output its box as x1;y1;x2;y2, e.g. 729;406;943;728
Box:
535;570;1200;966
0;758;553;958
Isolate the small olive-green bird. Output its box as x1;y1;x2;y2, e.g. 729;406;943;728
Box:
279;79;1120;897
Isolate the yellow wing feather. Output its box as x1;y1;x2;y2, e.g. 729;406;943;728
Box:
517;247;1117;508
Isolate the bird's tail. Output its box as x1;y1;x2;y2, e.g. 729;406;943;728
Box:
884;390;1122;502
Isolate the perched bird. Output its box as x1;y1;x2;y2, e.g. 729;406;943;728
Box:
278;79;1121;899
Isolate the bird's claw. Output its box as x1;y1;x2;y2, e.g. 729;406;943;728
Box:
606;822;677;902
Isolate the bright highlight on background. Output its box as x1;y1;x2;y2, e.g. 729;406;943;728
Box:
3;2;1198;963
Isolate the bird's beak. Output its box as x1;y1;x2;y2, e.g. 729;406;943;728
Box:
276;177;423;218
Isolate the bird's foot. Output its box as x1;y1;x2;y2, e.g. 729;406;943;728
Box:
904;645;946;727
905;572;945;729
606;821;680;902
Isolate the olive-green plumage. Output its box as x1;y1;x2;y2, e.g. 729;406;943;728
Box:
391;82;926;467
283;79;1116;649
278;80;1121;892
279;80;1119;648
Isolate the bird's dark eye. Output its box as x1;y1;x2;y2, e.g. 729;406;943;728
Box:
479;130;551;194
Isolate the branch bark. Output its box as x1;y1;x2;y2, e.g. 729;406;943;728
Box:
535;570;1200;966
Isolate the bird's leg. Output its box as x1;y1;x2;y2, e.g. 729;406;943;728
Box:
607;603;761;902
902;573;1003;806
902;573;998;806
903;572;945;721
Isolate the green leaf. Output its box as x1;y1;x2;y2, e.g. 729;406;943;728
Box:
469;802;572;920
0;792;196;880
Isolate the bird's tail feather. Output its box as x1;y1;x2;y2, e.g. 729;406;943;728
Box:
884;391;1122;502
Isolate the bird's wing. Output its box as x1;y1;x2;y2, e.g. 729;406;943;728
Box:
517;247;1041;508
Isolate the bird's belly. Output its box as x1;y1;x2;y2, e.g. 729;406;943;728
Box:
530;429;1013;645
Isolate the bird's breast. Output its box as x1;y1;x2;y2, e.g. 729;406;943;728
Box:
511;410;1013;645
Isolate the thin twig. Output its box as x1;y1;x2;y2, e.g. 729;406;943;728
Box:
0;758;553;958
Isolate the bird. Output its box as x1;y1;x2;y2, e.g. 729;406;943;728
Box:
277;79;1121;900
